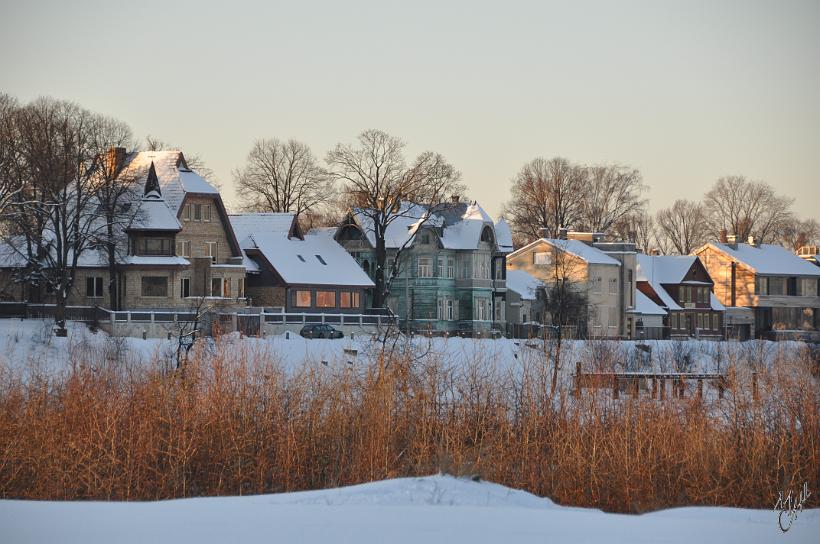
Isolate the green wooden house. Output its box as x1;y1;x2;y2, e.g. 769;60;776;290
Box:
335;200;513;334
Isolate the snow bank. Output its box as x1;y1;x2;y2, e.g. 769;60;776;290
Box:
0;475;816;543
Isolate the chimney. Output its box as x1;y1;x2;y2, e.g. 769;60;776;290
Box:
747;235;758;247
726;234;738;249
107;147;127;175
451;195;460;204
650;248;661;256
719;229;728;244
557;227;568;240
538;227;551;239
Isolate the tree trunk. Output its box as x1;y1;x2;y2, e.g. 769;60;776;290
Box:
55;288;67;337
373;239;387;309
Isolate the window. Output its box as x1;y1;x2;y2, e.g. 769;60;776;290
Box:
340;292;352;308
437;256;444;277
237;278;244;298
446;299;454;321
671;313;678;330
203;204;211;222
592;276;601;294
534;252;550;266
316;291;336;308
756;277;768;295
223;278;231;298
138;238;172;256
436;298;443;320
420;233;430;244
85;277;103;298
193;204;202;221
295;290;311;307
418;257;432;278
476;298;486;321
183;204;191;221
205;242;217;263
697;313;704;330
176;240;191;257
180;277;190;298
315;255;327;265
210;277;223;297
712;313;719;331
609;277;617;295
141;276;168;297
447;257;455;278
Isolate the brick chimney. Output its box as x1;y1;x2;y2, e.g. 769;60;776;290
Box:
726;234;738;249
451;195;460;204
557;227;568;240
538;227;551;239
719;229;728;244
747;235;758;247
106;147;127;176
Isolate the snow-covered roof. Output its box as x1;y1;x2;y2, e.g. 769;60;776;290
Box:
129;193;182;232
117;151;219;214
702;242;820;277
509;238;620;266
710;292;725;311
230;214;374;287
505;269;542;300
636;254;696;284
495;217;514;252
634;290;667;316
349;201;508;253
123;256;190;266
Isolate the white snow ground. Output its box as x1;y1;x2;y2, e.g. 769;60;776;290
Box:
1;475;817;543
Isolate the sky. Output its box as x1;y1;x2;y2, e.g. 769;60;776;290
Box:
1;0;818;220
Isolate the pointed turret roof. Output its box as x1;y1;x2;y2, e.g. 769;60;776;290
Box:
144;161;161;197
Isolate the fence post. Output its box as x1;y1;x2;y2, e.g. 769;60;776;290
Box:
660;378;666;400
752;371;759;401
573;362;581;397
697;379;703;400
612;376;619;399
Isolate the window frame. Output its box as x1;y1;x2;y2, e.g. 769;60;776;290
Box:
315;290;336;308
294;290;311;308
141;276;168;298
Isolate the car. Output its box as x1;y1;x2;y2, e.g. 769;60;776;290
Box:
299;324;344;339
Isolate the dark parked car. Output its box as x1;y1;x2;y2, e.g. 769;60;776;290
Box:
299;324;344;339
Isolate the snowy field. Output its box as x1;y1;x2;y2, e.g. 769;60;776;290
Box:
0;318;811;379
1;475;817;543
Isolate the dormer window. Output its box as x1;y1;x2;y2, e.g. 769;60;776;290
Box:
315;255;327;265
297;255;306;262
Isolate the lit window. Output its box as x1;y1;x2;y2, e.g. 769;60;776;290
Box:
295;290;311;307
340;292;352;308
316;291;336;308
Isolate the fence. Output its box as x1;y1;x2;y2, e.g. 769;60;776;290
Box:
0;302;104;323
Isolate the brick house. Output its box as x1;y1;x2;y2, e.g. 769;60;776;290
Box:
694;237;820;340
1;149;248;311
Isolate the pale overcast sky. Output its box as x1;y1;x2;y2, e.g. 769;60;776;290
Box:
1;0;818;220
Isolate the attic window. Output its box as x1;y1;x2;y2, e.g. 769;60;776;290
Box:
297;255;306;262
315;255;327;265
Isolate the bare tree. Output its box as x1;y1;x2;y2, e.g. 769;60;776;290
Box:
655;199;709;255
5;98;133;334
781;217;820;251
580;164;647;233
326;129;463;309
540;242;589;399
88;120;136;311
503;157;587;243
703;176;794;243
234;138;332;216
0;94;23;220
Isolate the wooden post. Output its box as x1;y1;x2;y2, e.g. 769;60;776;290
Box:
660;378;666;400
612;376;619;399
574;362;582;398
678;378;685;399
752;372;759;401
718;379;725;399
651;377;658;399
697;379;703;400
631;377;639;398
